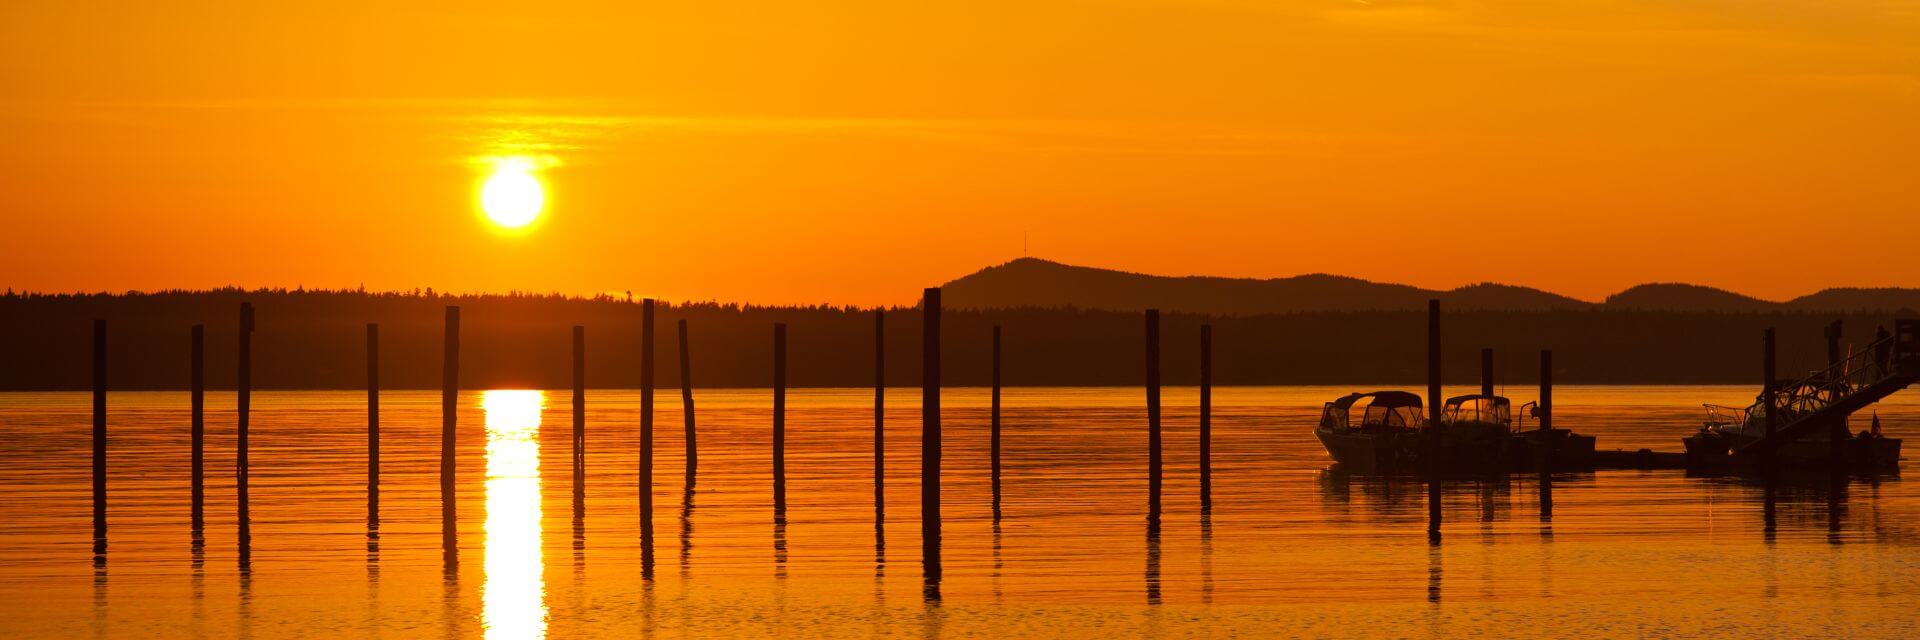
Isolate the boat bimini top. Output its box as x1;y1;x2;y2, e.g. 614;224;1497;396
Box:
1320;391;1425;432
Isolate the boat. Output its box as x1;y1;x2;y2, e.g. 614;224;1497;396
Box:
1314;391;1424;473
1434;394;1518;470
1685;402;1901;469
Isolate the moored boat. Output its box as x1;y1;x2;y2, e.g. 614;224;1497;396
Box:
1314;391;1424;473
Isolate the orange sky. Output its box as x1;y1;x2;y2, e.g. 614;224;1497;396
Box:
2;1;1915;306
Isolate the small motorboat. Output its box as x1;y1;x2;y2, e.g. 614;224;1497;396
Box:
1314;391;1424;473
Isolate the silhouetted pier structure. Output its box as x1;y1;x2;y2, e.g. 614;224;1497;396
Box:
57;288;1916;590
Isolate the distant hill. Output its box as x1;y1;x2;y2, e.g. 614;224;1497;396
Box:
942;258;1920;314
941;258;1589;314
1789;288;1920;314
1602;283;1774;313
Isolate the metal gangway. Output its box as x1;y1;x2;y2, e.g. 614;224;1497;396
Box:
1734;319;1920;459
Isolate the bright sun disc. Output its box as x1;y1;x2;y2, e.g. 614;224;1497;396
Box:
481;160;545;228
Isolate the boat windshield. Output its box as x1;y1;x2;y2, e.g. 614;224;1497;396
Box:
1443;395;1511;426
1362;404;1423;429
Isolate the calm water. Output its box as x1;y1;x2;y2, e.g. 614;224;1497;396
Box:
2;385;1918;638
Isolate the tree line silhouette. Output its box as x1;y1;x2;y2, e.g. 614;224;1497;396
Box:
2;288;1909;390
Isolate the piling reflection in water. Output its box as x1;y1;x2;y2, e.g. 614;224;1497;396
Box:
481;390;547;640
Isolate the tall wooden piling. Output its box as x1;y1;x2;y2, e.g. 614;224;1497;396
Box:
1480;348;1494;397
1825;320;1847;467
1145;309;1162;520
191;325;205;531
441;306;459;540
1426;300;1442;540
366;323;379;529
572;325;585;516
1539;350;1553;432
873;311;885;521
991;325;1002;520
1539;349;1553;519
1200;324;1213;510
1825;320;1844;369
642;300;656;535
773;322;787;513
92;319;106;554
1762;328;1776;441
922;288;942;579
238;303;254;547
678;319;696;481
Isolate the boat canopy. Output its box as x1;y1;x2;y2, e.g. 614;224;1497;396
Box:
1330;391;1423;411
1442;394;1511;425
1321;391;1425;431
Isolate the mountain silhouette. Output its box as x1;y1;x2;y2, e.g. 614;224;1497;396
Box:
943;258;1919;314
1602;283;1773;312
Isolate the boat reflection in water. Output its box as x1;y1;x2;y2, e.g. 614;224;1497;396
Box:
482;390;547;639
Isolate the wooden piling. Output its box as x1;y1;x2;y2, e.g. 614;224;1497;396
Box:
191;324;205;531
441;306;458;537
1200;324;1212;511
678;319;696;481
874;311;885;521
1539;350;1552;432
1146;309;1162;520
366;323;379;529
922;288;942;578
1426;300;1442;540
991;325;1002;520
1539;349;1553;520
773;322;787;513
1825;320;1844;369
1762;328;1776;441
92;319;106;553
572;325;585;516
1480;347;1494;397
238;303;254;547
642;300;656;535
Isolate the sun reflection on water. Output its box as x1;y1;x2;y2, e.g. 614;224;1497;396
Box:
482;390;546;639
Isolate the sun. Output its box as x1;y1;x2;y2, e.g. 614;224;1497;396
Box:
480;158;545;229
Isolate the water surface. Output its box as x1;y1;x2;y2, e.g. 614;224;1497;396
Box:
2;385;1917;638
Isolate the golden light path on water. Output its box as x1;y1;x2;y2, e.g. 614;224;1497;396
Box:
482;390;547;639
